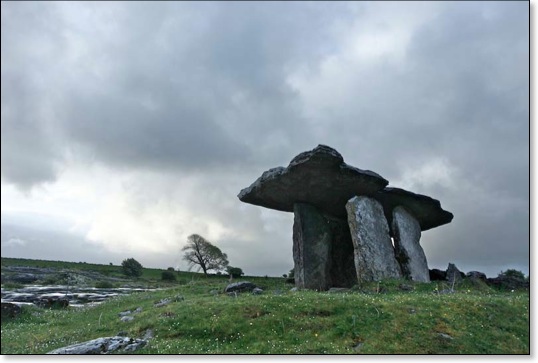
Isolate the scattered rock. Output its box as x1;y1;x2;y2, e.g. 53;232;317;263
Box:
141;329;154;340
486;275;529;290
118;310;132;317
120;316;134;322
437;333;454;340
446;263;464;284
133;307;143;313
429;269;447;281
391;206;430;282
173;295;184;302
466;271;487;281
209;290;219;296
224;281;258;293
408;308;416;314
154;298;172;307
290;287;298;292
1;302;22;319
252;288;264;295
47;336;147;354
346;196;402;282
352;342;364;351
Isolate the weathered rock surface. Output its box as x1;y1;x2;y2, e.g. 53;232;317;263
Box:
47;336;147;354
346;196;402;282
429;269;447;281
446;263;464;284
292;203;332;290
238;145;388;218
374;187;453;232
224;281;257;293
292;203;356;290
391;206;430;282
466;271;487;281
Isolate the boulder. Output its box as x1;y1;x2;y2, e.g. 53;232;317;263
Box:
466;271;487;281
346;196;402;282
1;302;22;319
47;336;147;354
224;281;257;293
429;269;447;281
374;187;453;232
391;206;430;282
252;288;264;295
238;145;388;218
446;263;464;284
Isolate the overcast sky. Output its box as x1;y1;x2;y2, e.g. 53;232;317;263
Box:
1;1;529;278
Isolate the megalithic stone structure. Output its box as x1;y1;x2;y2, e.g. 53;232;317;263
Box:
346;196;402;282
391;206;430;282
238;145;453;290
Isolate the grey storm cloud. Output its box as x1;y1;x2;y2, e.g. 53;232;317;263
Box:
1;1;529;277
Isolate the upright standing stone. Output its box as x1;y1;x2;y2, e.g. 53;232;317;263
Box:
346;196;402;282
293;203;332;290
391;206;430;282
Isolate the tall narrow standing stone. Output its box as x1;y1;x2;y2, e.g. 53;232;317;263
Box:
391;206;430;282
346;196;402;282
293;203;332;290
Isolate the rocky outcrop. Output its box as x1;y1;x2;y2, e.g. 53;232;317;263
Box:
391;206;429;282
346;196;402;282
238;145;388;218
47;336;147;354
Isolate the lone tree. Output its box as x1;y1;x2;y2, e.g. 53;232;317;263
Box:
121;258;143;278
182;234;229;276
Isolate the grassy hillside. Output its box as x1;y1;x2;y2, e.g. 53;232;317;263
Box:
1;266;529;354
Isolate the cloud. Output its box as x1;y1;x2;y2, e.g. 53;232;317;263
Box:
1;2;529;277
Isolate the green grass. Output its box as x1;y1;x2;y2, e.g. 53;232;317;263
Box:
1;274;529;354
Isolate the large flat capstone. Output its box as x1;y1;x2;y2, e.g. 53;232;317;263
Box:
238;145;388;218
346;196;402;282
374;187;453;232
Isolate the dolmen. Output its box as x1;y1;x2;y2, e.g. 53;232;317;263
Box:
238;145;453;290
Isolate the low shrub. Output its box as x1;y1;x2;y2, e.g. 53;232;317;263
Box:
161;270;177;281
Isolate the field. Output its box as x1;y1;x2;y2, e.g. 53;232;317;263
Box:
0;258;530;354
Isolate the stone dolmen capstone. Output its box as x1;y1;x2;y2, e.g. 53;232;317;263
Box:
238;145;453;290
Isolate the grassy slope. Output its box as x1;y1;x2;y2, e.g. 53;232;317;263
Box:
0;258;530;354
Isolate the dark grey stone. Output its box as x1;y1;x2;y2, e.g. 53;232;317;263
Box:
446;263;464;284
292;203;356;290
47;336;147;354
224;281;257;293
292;203;332;291
252;287;264;295
238;145;388;218
429;269;447;281
374;187;453;232
1;302;22;319
346;196;402;282
391;206;430;282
